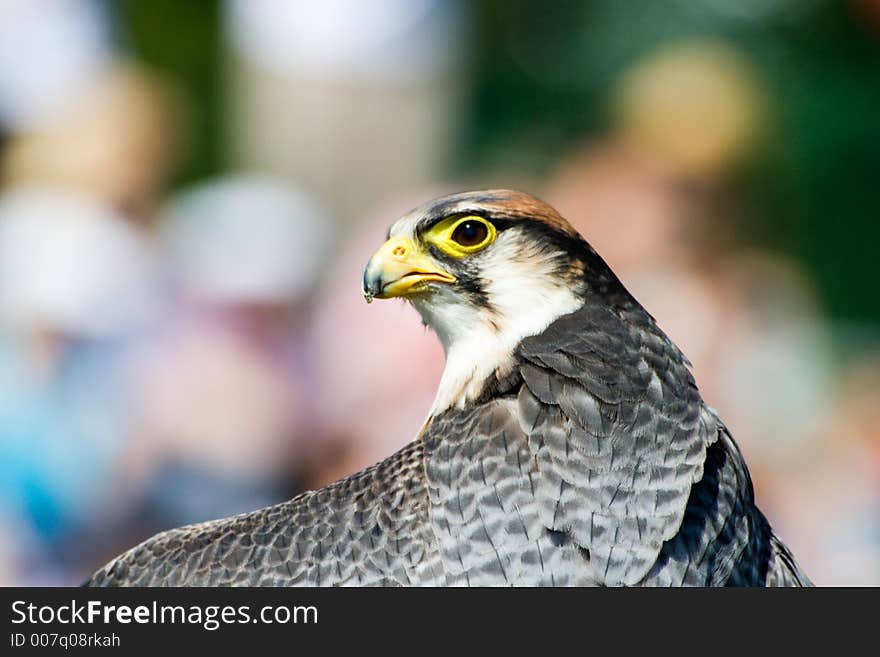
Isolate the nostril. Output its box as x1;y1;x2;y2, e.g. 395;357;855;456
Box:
392;245;406;257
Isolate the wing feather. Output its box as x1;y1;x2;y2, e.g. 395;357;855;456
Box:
85;439;438;586
515;300;715;585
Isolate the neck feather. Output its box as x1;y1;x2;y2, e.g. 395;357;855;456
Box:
413;271;583;414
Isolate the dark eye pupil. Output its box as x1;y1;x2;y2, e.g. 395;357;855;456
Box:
452;221;487;247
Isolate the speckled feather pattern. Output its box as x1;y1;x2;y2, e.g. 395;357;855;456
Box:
86;294;810;587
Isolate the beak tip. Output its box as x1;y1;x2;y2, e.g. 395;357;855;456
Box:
362;266;379;304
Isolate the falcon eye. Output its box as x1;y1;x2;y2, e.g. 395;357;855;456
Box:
451;220;489;247
424;214;496;256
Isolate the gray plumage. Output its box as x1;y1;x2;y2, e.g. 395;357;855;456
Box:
87;189;811;587
86;294;810;587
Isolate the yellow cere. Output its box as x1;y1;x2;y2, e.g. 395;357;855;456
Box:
423;215;497;258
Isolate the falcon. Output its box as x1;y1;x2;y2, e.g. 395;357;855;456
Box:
86;189;811;586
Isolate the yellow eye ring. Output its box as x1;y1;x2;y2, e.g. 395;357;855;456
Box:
425;215;496;257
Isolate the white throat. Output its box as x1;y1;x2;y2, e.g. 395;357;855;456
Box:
411;244;582;415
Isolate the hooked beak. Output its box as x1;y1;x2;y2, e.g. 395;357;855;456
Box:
362;235;455;303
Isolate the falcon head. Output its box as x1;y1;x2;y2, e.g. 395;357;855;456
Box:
363;189;633;413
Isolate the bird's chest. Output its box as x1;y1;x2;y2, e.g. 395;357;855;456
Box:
421;407;598;586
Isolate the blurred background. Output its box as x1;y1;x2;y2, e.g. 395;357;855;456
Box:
0;0;877;586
